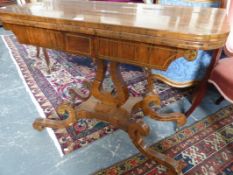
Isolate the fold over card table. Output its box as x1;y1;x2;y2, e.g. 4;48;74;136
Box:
0;1;229;174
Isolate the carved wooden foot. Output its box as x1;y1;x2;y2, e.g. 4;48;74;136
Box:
33;103;77;131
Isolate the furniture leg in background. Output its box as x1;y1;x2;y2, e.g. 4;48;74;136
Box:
185;49;223;117
17;0;52;73
36;47;51;73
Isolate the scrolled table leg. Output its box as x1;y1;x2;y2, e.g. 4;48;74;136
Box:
128;120;183;175
142;69;187;127
33;102;78;131
142;94;187;127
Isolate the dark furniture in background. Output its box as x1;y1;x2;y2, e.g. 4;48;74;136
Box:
0;0;16;7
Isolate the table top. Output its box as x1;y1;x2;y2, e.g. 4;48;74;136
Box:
0;0;230;49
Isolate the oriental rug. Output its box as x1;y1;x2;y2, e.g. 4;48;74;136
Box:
95;105;233;175
3;35;192;155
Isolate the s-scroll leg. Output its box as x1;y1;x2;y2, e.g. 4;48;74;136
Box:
141;69;187;127
33;79;92;131
142;94;187;127
33;103;78;131
128;120;183;175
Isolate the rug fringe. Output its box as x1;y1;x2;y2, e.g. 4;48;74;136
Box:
1;35;64;157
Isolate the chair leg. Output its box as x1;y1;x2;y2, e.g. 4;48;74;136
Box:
215;96;224;105
185;82;208;117
35;47;51;73
42;48;51;73
185;48;223;117
36;47;40;57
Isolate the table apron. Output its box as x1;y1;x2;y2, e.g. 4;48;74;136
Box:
5;23;198;71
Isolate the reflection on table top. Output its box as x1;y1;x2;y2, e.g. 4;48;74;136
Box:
0;0;230;49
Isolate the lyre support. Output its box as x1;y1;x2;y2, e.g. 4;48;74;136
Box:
33;59;185;174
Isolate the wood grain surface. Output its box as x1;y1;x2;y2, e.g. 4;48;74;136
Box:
0;0;230;50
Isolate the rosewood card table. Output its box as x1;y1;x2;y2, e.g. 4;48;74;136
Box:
0;1;229;174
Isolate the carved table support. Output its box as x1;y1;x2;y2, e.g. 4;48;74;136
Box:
33;59;185;174
141;69;187;126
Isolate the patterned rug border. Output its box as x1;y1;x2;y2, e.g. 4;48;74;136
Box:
94;104;233;174
154;105;233;155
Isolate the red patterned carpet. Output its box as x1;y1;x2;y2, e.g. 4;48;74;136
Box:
95;105;233;175
3;35;192;155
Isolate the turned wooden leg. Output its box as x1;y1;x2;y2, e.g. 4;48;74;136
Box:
36;46;40;57
35;47;51;73
42;48;51;74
